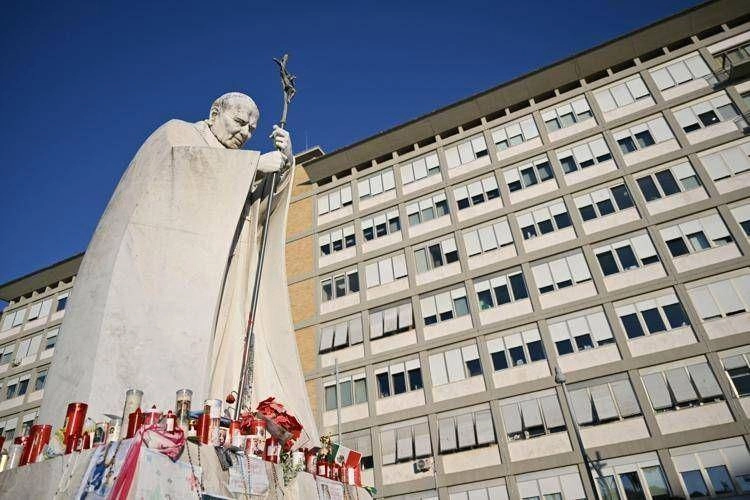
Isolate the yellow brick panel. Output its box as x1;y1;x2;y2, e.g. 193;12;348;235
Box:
294;326;317;375
292;166;313;197
288;278;316;324
285;236;314;279
306;379;319;422
286;196;313;238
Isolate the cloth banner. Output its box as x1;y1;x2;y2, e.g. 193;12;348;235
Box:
316;476;344;500
227;455;269;495
76;439;135;499
133;446;201;498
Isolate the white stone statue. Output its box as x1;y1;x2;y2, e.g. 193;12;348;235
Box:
39;92;318;447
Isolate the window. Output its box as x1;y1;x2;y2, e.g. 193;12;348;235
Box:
569;375;641;426
319;224;356;256
517;467;586;500
369;302;413;340
445;134;489;169
34;369;47;391
0;344;14;365
635;161;702;202
542;97;594;132
13;334;43;364
673;93;740;133
487;328;545;370
532;252;591;295
1;307;26;331
16;374;30;397
414;236;459;274
594;233;660;276
357;168;395;199
380;419;431;464
616;291;690;340
364;252;408;288
420;287;470;326
5;377;18;400
438;406;496;454
594;76;652;113
491;116;539;151
730;204;750;237
448;482;508;500
650;53;712;91
614;117;674;155
660;212;733;258
474;270;529;311
317;184;353;216
641;360;724;412
503;156;554;193
340;432;373;470
324;374;367;411
463;219;513;257
375;359;423;399
556;136;613;174
429;344;482;386
671;437;750;497
361;208;400;242
688;273;750;321
715;41;750;69
517;199;573;240
406;192;449;227
25;298;53;321
453;175;500;210
594;456;671;500
699;140;750;182
2;420;16;442
549;307;614;356
574;183;634;221
721;352;750;397
500;391;565;440
320;269;359;302
44;328;59;351
318;316;363;353
400;152;441;185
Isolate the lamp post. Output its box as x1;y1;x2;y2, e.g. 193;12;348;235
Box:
555;366;601;500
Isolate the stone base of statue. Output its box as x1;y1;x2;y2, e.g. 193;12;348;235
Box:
0;442;374;499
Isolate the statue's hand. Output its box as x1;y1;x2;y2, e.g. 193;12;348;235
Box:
270;125;293;166
258;151;286;173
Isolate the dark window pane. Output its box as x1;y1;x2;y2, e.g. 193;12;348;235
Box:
509;346;526;366
643;466;671;500
596;199;616;216
486;188;500;200
345;235;356;247
537;162;553;181
376;372;390;397
422;206;435;221
57;297;68;311
471;193;485;205
522;225;537;239
596;152;612;163
466;359;483;376
681;470;709;497
435;200;449;217
408;369;423;390
538;219;555;234
655;170;680;196
478;290;494;310
687;231;710;251
424;315;438;325
740;220;750;236
454;297;469;317
508;180;522;192
559;113;576;127
637;176;662;201
554;212;572;229
621;313;645;338
348;273;359;293
597;476;621;500
556;339;575;355
635;130;655;148
428;244;444;268
521;167;538;187
580;205;597;221
376;223;388;237
408;213;421;226
618;137;637;154
642;308;667;333
494;285;511;304
509;274;528;300
546;118;561;131
663;303;689;328
322;280;333;301
363;227;374;240
615;245;638;270
439;310;454;321
597;251;619;276
619;471;647;500
457;198;471;210
666;238;690;257
321;244;331;256
697;110;720;127
706;465;735;494
389;217;401;233
527;340;546;361
611;185;634;209
728;367;750;397
445;251;459;264
392;372;407;394
560;156;578;173
575;334;594;350
491;350;508;371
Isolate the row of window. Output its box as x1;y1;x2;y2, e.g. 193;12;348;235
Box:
1;292;68;332
0;328;58;366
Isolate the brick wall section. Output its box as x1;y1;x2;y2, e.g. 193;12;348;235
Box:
306;379;318;421
291;165;313;198
294;325;317;374
286;196;313;238
288;278;315;324
285;236;313;280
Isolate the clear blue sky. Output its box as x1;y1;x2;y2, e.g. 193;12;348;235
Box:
0;0;702;287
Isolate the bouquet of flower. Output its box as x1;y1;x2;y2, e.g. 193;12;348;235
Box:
256;397;303;450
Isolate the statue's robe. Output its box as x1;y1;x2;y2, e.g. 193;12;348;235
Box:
38;119;318;446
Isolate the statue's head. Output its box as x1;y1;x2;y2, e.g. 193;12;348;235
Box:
206;92;259;149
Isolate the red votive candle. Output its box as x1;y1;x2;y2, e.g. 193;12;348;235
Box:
63;402;88;451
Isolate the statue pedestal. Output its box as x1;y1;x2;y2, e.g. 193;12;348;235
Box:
39;142;259;424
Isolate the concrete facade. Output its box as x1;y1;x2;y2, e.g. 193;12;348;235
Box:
288;2;750;498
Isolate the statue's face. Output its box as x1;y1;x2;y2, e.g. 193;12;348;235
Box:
208;98;259;149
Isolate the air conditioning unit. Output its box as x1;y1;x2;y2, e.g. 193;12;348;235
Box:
414;457;433;473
